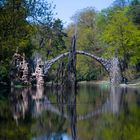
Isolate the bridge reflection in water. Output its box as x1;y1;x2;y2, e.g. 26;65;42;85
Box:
10;84;139;140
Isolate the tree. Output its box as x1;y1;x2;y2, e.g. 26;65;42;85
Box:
128;0;140;26
27;0;67;59
32;18;67;60
101;9;140;79
113;0;130;7
131;0;140;5
127;0;140;72
0;0;34;83
26;0;55;25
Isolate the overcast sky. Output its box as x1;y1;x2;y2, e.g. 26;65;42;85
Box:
48;0;114;26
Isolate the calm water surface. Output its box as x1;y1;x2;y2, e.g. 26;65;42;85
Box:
0;83;140;140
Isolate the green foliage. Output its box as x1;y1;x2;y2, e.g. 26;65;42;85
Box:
0;0;35;81
0;0;34;53
95;3;140;79
113;0;130;7
27;0;67;59
101;9;140;64
131;0;140;6
32;18;67;60
0;65;7;80
123;68;137;80
128;0;140;26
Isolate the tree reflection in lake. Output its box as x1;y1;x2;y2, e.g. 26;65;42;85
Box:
0;83;140;140
10;87;30;124
94;86;140;140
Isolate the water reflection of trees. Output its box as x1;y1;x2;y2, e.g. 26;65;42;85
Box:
94;86;140;140
9;85;140;140
10;86;78;139
10;87;30;124
0;88;32;140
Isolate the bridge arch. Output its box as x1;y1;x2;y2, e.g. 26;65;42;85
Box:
44;51;110;74
44;50;122;85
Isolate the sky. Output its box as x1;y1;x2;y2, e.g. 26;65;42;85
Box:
48;0;114;26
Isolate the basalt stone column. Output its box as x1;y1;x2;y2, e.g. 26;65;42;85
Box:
64;35;77;89
109;57;122;85
20;54;30;85
10;52;30;86
33;59;44;86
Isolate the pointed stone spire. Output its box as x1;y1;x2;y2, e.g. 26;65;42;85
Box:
20;53;29;85
10;51;30;86
33;58;44;86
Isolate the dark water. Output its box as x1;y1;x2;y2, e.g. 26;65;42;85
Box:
0;83;140;140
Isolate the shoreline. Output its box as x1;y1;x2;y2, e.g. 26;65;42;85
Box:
1;79;140;89
78;80;110;85
78;80;140;88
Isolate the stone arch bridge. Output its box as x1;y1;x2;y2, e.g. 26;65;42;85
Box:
44;50;122;85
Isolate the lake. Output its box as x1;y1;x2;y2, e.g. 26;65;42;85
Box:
0;83;140;140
